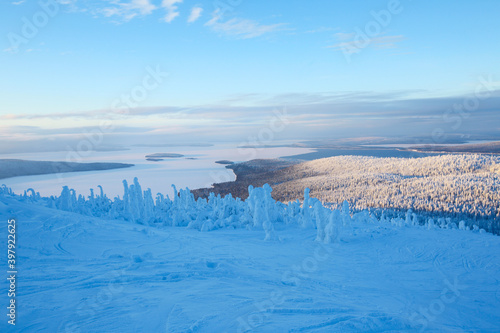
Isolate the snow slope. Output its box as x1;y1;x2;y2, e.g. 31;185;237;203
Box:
1;184;500;332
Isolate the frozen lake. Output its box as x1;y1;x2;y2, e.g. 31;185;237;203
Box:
0;144;313;198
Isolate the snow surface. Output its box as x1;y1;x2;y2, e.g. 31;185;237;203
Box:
1;182;500;332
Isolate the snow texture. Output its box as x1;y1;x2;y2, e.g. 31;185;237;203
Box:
1;180;499;332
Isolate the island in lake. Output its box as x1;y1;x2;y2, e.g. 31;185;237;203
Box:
145;153;185;162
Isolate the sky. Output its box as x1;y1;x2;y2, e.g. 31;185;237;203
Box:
1;0;500;152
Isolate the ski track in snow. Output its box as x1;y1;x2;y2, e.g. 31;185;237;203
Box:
1;196;500;332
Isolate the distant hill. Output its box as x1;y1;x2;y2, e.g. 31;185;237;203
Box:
0;159;134;180
408;141;500;154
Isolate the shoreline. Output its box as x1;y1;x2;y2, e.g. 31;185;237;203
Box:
191;158;300;200
0;159;134;181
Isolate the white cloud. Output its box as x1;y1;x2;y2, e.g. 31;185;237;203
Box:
370;35;405;49
11;0;25;5
205;10;285;39
334;32;356;41
3;47;18;54
102;0;156;21
306;27;338;34
164;10;179;23
162;0;183;23
132;0;156;15
188;6;203;23
205;9;222;26
162;0;182;6
330;33;405;54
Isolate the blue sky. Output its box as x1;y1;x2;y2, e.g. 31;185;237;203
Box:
1;0;500;151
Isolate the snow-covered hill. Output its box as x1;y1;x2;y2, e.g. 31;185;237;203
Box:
276;155;500;220
1;182;500;332
196;154;500;233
